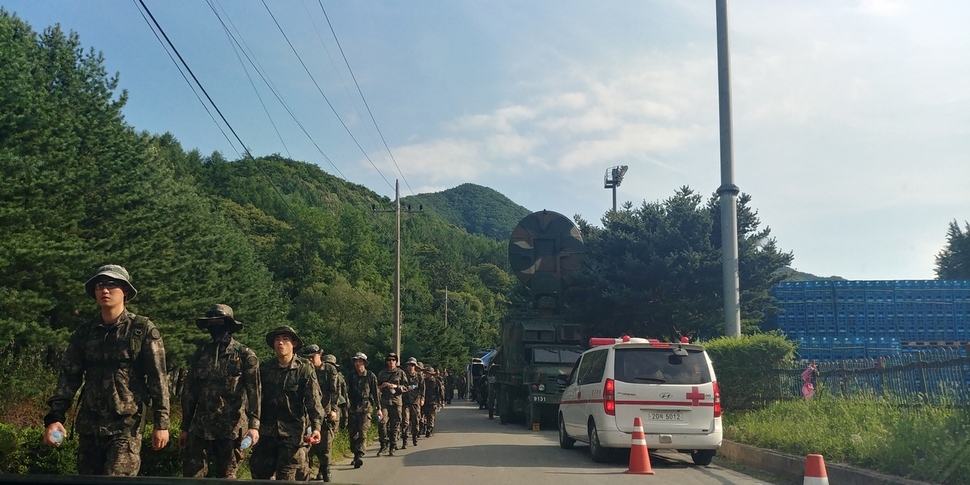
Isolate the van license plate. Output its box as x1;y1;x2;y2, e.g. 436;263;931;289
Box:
648;412;683;421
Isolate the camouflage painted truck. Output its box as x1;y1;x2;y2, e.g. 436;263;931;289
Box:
490;210;586;429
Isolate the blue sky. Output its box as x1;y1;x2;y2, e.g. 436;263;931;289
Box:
4;0;968;280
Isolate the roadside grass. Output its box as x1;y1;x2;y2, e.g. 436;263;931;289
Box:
723;394;970;485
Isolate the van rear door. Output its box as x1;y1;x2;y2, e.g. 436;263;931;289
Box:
611;347;717;436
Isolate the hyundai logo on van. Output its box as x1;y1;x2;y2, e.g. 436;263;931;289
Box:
659;393;672;399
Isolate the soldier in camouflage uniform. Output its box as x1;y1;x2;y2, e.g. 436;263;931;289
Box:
44;265;170;476
346;352;379;469
178;304;260;478
250;326;325;480
421;366;446;437
298;344;339;482
330;355;350;431
401;357;425;448
376;352;410;456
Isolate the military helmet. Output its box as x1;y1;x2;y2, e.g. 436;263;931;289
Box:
322;354;337;365
298;344;323;357
85;264;138;302
265;325;302;350
352;352;368;362
195;304;243;333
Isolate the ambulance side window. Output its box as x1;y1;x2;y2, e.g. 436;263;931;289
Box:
578;349;609;385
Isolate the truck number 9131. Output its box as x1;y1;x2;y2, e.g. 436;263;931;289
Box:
532;395;547;402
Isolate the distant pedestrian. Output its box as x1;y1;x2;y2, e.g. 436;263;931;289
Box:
44;264;170;476
346;352;379;469
249;326;324;480
421;366;445;437
444;369;456;404
179;304;260;479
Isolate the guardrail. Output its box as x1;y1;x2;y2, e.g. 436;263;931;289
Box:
765;346;970;406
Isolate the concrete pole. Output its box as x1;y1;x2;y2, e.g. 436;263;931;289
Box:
716;0;741;337
395;179;402;356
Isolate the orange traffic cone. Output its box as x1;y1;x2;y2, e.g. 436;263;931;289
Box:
626;416;655;475
804;454;829;485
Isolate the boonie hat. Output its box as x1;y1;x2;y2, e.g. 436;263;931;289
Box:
405;357;418;365
195;304;243;333
85;264;138;302
265;325;302;350
424;366;436;375
322;354;337;365
299;344;323;357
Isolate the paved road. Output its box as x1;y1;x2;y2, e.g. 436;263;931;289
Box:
329;400;783;485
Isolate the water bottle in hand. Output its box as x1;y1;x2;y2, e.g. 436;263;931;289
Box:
50;430;64;444
240;436;253;450
306;426;313;437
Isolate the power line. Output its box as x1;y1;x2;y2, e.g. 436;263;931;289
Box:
132;0;238;155
134;0;295;217
261;0;394;192
317;1;416;197
207;0;350;181
206;0;292;159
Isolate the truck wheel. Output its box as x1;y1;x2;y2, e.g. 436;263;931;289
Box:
558;415;575;449
526;403;539;430
588;421;609;463
498;391;510;425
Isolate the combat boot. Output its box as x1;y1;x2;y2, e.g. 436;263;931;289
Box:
413;435;418;446
321;456;331;482
376;443;386;456
401;437;407;449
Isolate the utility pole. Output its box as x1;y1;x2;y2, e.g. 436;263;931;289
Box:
444;286;449;327
716;0;741;337
373;179;422;357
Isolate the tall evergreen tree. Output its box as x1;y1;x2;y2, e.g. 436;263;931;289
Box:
935;220;970;279
566;187;792;340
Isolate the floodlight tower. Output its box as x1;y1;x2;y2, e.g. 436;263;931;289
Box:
603;165;629;212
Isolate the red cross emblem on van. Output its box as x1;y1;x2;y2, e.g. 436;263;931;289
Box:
686;386;705;406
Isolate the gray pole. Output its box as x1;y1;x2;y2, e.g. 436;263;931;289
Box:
612;187;617;212
716;0;741;337
395;179;402;356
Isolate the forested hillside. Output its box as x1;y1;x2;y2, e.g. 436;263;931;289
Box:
0;10;509;422
402;183;531;241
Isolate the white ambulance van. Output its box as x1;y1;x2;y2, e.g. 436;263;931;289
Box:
557;336;722;465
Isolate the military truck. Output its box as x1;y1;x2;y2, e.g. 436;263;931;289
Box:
490;210;586;429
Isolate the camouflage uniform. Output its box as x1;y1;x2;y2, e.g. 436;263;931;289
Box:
180;306;260;479
401;359;425;448
421;368;446;437
250;352;324;480
302;347;339;482
334;360;350;430
346;354;379;468
376;355;409;455
45;310;170;476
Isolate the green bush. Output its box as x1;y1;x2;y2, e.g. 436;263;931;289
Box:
704;332;797;411
0;423;77;474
